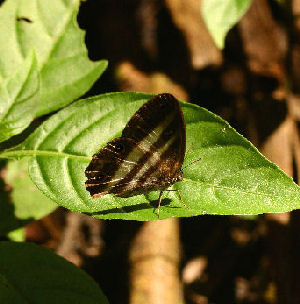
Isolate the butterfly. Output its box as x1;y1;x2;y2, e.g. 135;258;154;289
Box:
85;93;186;217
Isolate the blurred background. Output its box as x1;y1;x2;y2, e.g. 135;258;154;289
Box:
2;0;300;303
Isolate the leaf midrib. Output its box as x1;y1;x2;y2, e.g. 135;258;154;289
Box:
182;177;287;200
1;150;297;202
0;149;89;161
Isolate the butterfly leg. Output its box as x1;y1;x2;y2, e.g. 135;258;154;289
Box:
166;189;190;210
157;191;164;218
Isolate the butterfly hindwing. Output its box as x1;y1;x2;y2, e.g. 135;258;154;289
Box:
85;93;186;199
85;137;142;197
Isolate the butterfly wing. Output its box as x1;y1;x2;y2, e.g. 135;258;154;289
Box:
85;93;186;198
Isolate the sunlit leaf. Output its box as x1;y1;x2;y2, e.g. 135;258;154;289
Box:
5;158;57;219
1;92;300;221
0;0;107;142
202;0;252;48
0;50;39;142
7;227;25;242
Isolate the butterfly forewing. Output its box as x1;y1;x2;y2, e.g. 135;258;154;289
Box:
85;93;186;199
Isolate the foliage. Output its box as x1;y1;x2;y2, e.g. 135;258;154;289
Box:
5;158;57;219
2;92;300;221
0;242;108;304
0;0;299;303
0;0;108;302
201;0;252;48
0;0;107;142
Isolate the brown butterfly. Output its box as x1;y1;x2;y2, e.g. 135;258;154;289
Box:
85;93;186;217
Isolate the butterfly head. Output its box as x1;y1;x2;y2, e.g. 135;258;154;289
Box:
168;170;183;186
177;171;184;182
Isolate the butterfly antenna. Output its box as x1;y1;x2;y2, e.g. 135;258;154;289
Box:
183;142;201;171
166;189;190;210
182;157;202;170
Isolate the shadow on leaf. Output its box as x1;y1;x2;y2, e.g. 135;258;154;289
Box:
87;198;175;216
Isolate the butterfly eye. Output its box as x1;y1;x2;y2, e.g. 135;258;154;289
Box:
114;143;124;153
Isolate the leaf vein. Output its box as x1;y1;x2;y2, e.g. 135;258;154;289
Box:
182;177;282;200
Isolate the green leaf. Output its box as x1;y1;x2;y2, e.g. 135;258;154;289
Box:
1;92;300;221
0;159;23;235
202;0;252;48
0;241;108;304
0;50;39;142
7;227;25;242
0;0;107;142
0;157;56;236
5;158;57;219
